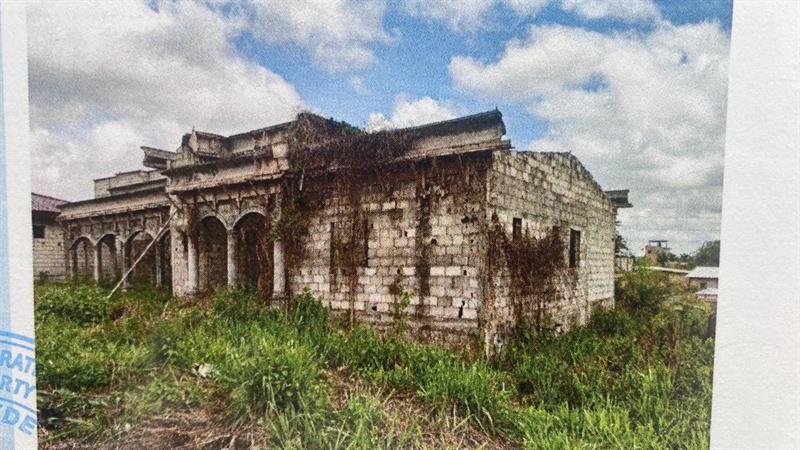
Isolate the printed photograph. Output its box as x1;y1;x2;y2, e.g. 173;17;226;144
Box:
26;0;732;448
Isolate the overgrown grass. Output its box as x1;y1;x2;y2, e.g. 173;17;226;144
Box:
35;268;714;449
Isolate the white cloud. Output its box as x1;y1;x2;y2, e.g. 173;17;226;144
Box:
28;0;304;200
450;22;730;253
561;0;661;22
402;0;498;32
365;113;393;132
366;96;458;131
401;0;659;31
349;76;371;95
235;0;392;72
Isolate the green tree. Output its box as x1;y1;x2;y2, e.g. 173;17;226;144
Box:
693;240;720;266
657;252;670;266
614;231;630;256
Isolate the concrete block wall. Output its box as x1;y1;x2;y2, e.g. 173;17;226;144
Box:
32;222;66;282
288;157;489;343
484;151;616;341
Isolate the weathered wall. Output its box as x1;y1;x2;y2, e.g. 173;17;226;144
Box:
482;151;616;344
98;239;116;281
32;221;65;282
60;199;169;286
288;155;490;344
94;170;164;198
197;217;228;291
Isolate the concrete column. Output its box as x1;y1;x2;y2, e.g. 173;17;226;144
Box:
118;237;130;289
154;240;163;287
67;245;75;280
92;243;101;283
272;193;285;297
273;240;285;296
187;232;198;294
227;229;238;287
112;241;119;278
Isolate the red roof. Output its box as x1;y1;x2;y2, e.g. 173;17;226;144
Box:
32;192;68;213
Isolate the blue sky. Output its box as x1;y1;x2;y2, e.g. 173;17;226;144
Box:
27;0;733;255
248;0;731;148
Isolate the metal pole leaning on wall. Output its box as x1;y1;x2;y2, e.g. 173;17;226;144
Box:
107;208;178;299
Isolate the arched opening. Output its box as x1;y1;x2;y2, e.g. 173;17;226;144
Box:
97;234;118;284
158;231;172;291
126;231;156;285
197;216;227;292
234;212;272;293
70;237;94;281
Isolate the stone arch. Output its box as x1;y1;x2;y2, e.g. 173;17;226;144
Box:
97;233;119;283
197;215;227;292
233;211;272;292
126;230;156;285
69;235;94;280
232;208;269;229
198;212;232;232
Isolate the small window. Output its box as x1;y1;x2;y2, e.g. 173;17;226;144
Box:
569;229;581;268
512;218;522;240
32;224;45;239
700;282;707;289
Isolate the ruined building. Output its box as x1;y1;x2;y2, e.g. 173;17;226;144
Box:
58;111;631;348
32;193;67;282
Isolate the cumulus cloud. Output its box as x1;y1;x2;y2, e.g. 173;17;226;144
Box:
560;0;661;22
449;22;730;253
234;0;392;72
366;96;458;131
402;0;659;31
28;0;304;200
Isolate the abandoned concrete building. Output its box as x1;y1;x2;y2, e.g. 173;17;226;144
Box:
32;193;68;282
57;110;631;347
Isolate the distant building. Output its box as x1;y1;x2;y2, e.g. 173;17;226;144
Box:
614;255;634;272
696;287;718;304
32;193;67;282
686;266;719;304
644;240;671;264
646;265;690;287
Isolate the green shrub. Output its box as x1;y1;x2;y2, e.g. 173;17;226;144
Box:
211;285;269;320
35;280;714;449
36;316;150;391
36;318;114;390
615;267;683;316
121;371;209;420
587;307;639;337
35;284;115;325
214;334;326;420
416;359;513;429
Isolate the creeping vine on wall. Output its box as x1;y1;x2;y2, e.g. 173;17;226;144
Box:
274;113;413;323
485;216;571;337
